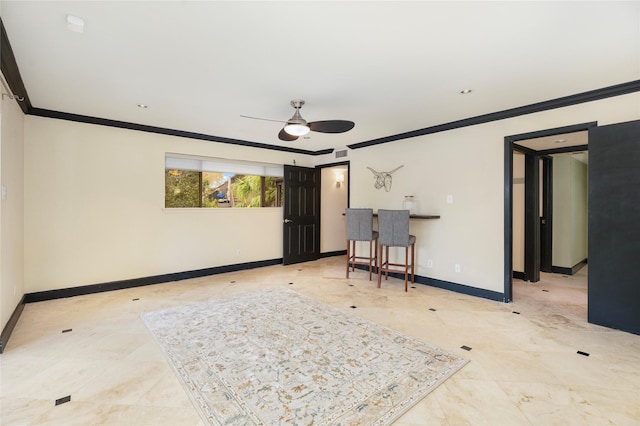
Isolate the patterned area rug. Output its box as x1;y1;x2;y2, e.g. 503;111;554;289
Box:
141;287;468;425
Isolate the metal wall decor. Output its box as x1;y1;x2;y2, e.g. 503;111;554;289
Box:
367;165;403;192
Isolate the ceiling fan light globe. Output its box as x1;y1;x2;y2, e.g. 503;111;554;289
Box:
284;123;310;136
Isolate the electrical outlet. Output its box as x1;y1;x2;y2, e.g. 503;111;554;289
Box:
455;264;461;273
236;248;241;256
427;259;433;268
1;185;7;200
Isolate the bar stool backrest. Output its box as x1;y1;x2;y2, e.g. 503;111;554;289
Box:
378;209;410;247
346;208;375;241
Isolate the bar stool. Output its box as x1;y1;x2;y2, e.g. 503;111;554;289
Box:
377;209;416;292
345;208;379;281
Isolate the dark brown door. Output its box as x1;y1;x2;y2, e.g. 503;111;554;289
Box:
282;165;320;265
588;120;640;335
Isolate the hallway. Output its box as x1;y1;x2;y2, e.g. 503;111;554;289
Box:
512;266;589;321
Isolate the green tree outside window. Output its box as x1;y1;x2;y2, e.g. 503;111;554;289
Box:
165;169;282;208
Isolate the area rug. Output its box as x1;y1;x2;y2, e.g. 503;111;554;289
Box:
141;287;468;425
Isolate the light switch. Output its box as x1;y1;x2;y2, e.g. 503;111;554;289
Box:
446;194;453;204
1;185;7;200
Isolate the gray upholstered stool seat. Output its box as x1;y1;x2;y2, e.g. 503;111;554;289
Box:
377;209;416;291
345;208;379;281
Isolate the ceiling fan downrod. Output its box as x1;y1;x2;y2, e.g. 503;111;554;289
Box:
287;99;307;126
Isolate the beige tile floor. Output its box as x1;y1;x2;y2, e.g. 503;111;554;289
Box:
1;257;639;425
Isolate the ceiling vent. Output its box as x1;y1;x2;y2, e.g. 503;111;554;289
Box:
335;149;348;158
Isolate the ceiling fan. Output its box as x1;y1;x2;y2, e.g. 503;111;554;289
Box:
241;100;355;141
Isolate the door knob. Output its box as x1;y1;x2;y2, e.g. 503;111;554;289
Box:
284;219;293;224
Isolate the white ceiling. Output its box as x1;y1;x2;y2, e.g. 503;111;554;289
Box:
1;1;638;153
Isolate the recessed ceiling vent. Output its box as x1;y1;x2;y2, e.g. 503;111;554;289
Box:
335;149;348;158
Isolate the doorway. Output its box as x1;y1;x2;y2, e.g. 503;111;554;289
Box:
508;119;640;335
318;161;350;257
504;121;595;302
282;162;350;265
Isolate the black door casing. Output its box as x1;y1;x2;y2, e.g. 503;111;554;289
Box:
540;156;553;273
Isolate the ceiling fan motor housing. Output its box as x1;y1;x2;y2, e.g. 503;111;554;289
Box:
288;100;307;125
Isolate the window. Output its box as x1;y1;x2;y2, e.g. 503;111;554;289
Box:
165;155;284;208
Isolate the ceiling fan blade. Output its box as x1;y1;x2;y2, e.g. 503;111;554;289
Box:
240;115;287;124
309;120;355;134
278;128;299;141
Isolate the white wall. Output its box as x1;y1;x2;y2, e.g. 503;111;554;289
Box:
553;156;572;267
21;92;640;297
553;155;588;268
346;124;506;292
0;87;25;330
512;152;525;272
23;117;314;293
318;93;639;294
320;167;347;253
572;158;588;263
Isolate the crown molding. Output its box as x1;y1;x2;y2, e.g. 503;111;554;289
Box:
348;80;640;150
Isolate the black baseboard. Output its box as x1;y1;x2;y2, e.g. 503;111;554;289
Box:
551;258;588;276
354;265;506;302
24;258;283;303
0;295;25;354
415;275;506;302
551;266;572;275
320;250;347;258
512;271;526;280
12;256;505;352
